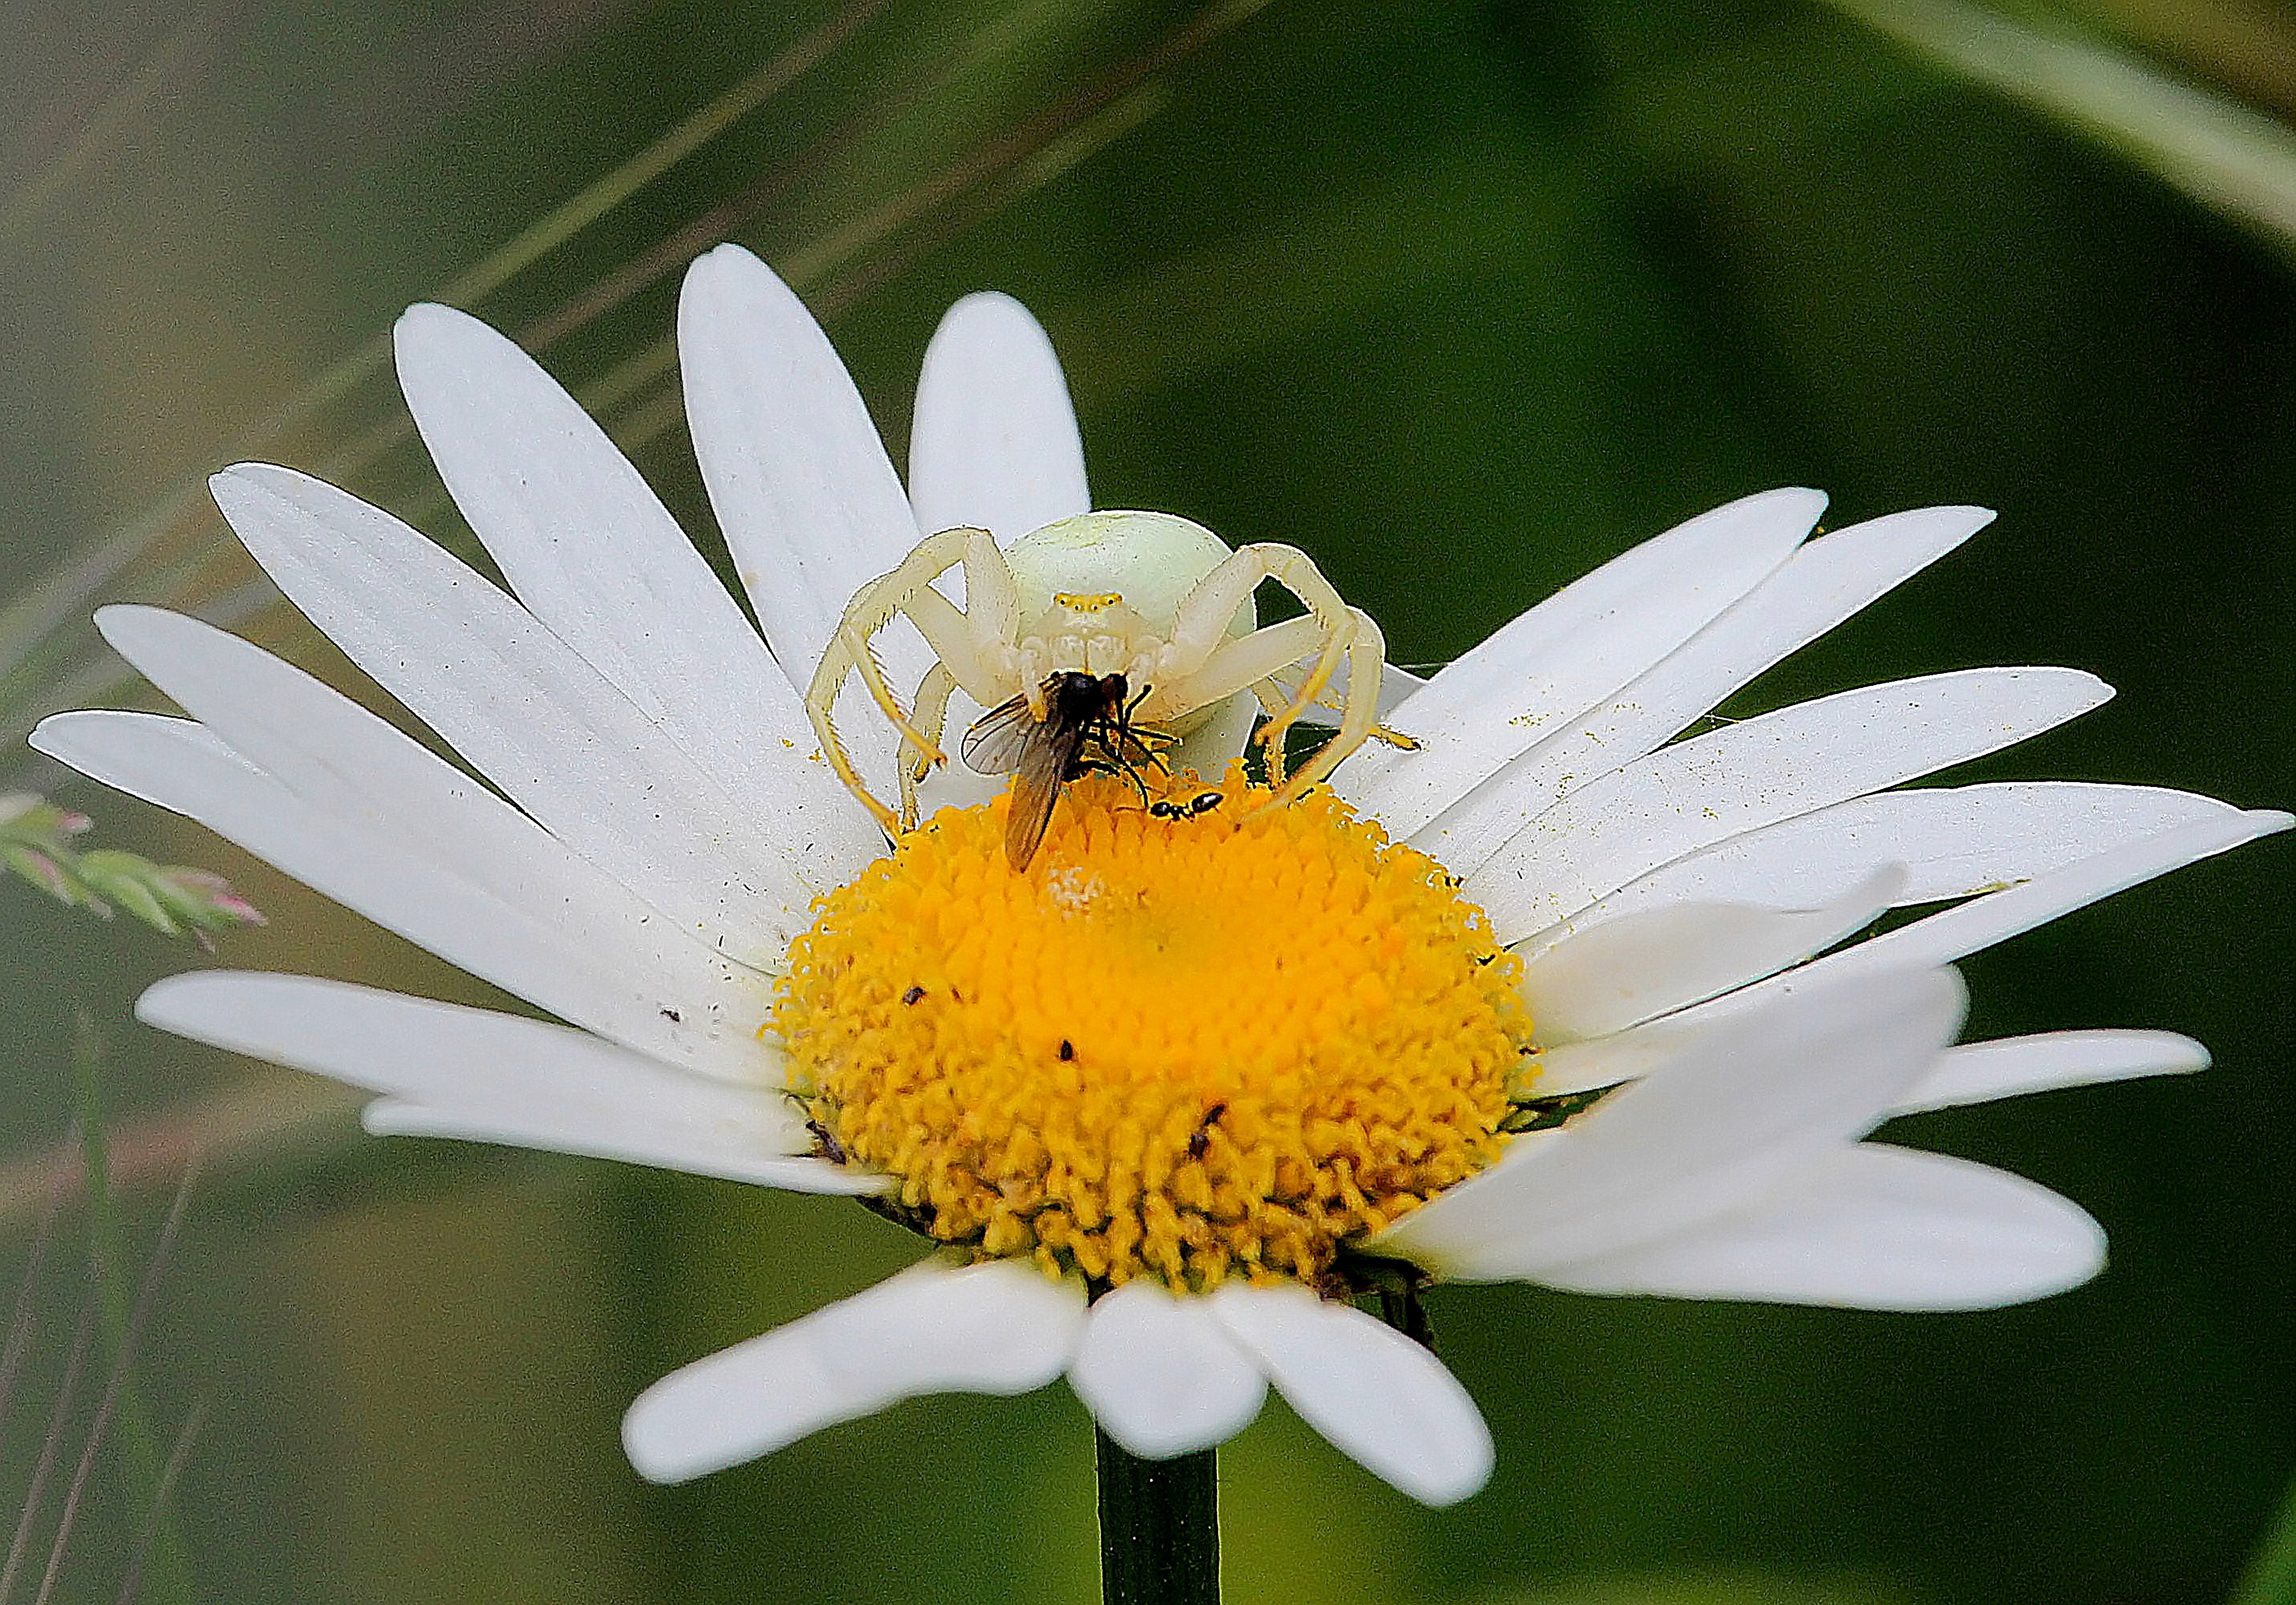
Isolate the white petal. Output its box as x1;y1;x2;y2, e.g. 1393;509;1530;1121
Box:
908;291;1089;543
1895;1029;2208;1113
1560;781;2244;930
1470;667;2111;941
1529;1012;2210;1113
394;305;857;837
1336;488;1821;834
91;605;753;1000
1522;1030;1672;1097
1520;869;1905;1045
131;972;869;1194
624;1260;1085;1483
1209;1282;1491;1507
208;463;861;955
1067;1281;1266;1459
1378;966;1964;1277
359;1103;873;1194
678;244;924;691
1535;1144;2104;1310
1799;809;2293;981
1422;504;1994;873
34;712;754;1076
1537;812;2284;1100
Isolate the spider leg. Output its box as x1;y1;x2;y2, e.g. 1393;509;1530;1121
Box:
1270;605;1388;802
1155;543;1386;802
1247;681;1294;788
899;663;959;829
805;628;901;835
829;532;979;770
1265;663;1419;750
1253;608;1351;773
1152;615;1327;709
805;526;1025;834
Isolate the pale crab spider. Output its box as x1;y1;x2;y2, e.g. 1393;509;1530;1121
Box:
804;510;1408;840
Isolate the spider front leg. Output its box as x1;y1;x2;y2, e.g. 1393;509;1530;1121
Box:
1265;660;1423;751
1248;681;1299;789
1153;544;1386;802
806;526;1025;835
898;663;959;829
1243;612;1392;792
1273;605;1390;800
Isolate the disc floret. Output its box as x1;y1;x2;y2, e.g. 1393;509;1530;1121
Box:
774;766;1534;1293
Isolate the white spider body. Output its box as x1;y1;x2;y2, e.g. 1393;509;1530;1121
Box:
806;510;1399;839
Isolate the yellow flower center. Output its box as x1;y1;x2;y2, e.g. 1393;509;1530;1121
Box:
773;767;1532;1292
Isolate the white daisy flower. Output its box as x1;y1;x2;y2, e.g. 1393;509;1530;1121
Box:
34;243;2285;1510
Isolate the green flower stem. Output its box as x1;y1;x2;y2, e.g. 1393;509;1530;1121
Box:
74;1015;200;1605
1095;1429;1219;1605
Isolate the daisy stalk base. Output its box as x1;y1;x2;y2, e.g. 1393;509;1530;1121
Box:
1096;1429;1218;1605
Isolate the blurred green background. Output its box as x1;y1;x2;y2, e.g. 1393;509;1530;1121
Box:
0;0;2289;1601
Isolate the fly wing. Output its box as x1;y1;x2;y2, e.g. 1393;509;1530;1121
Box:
1004;718;1091;870
962;694;1039;775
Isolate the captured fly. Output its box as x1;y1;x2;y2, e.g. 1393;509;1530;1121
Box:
963;670;1166;870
